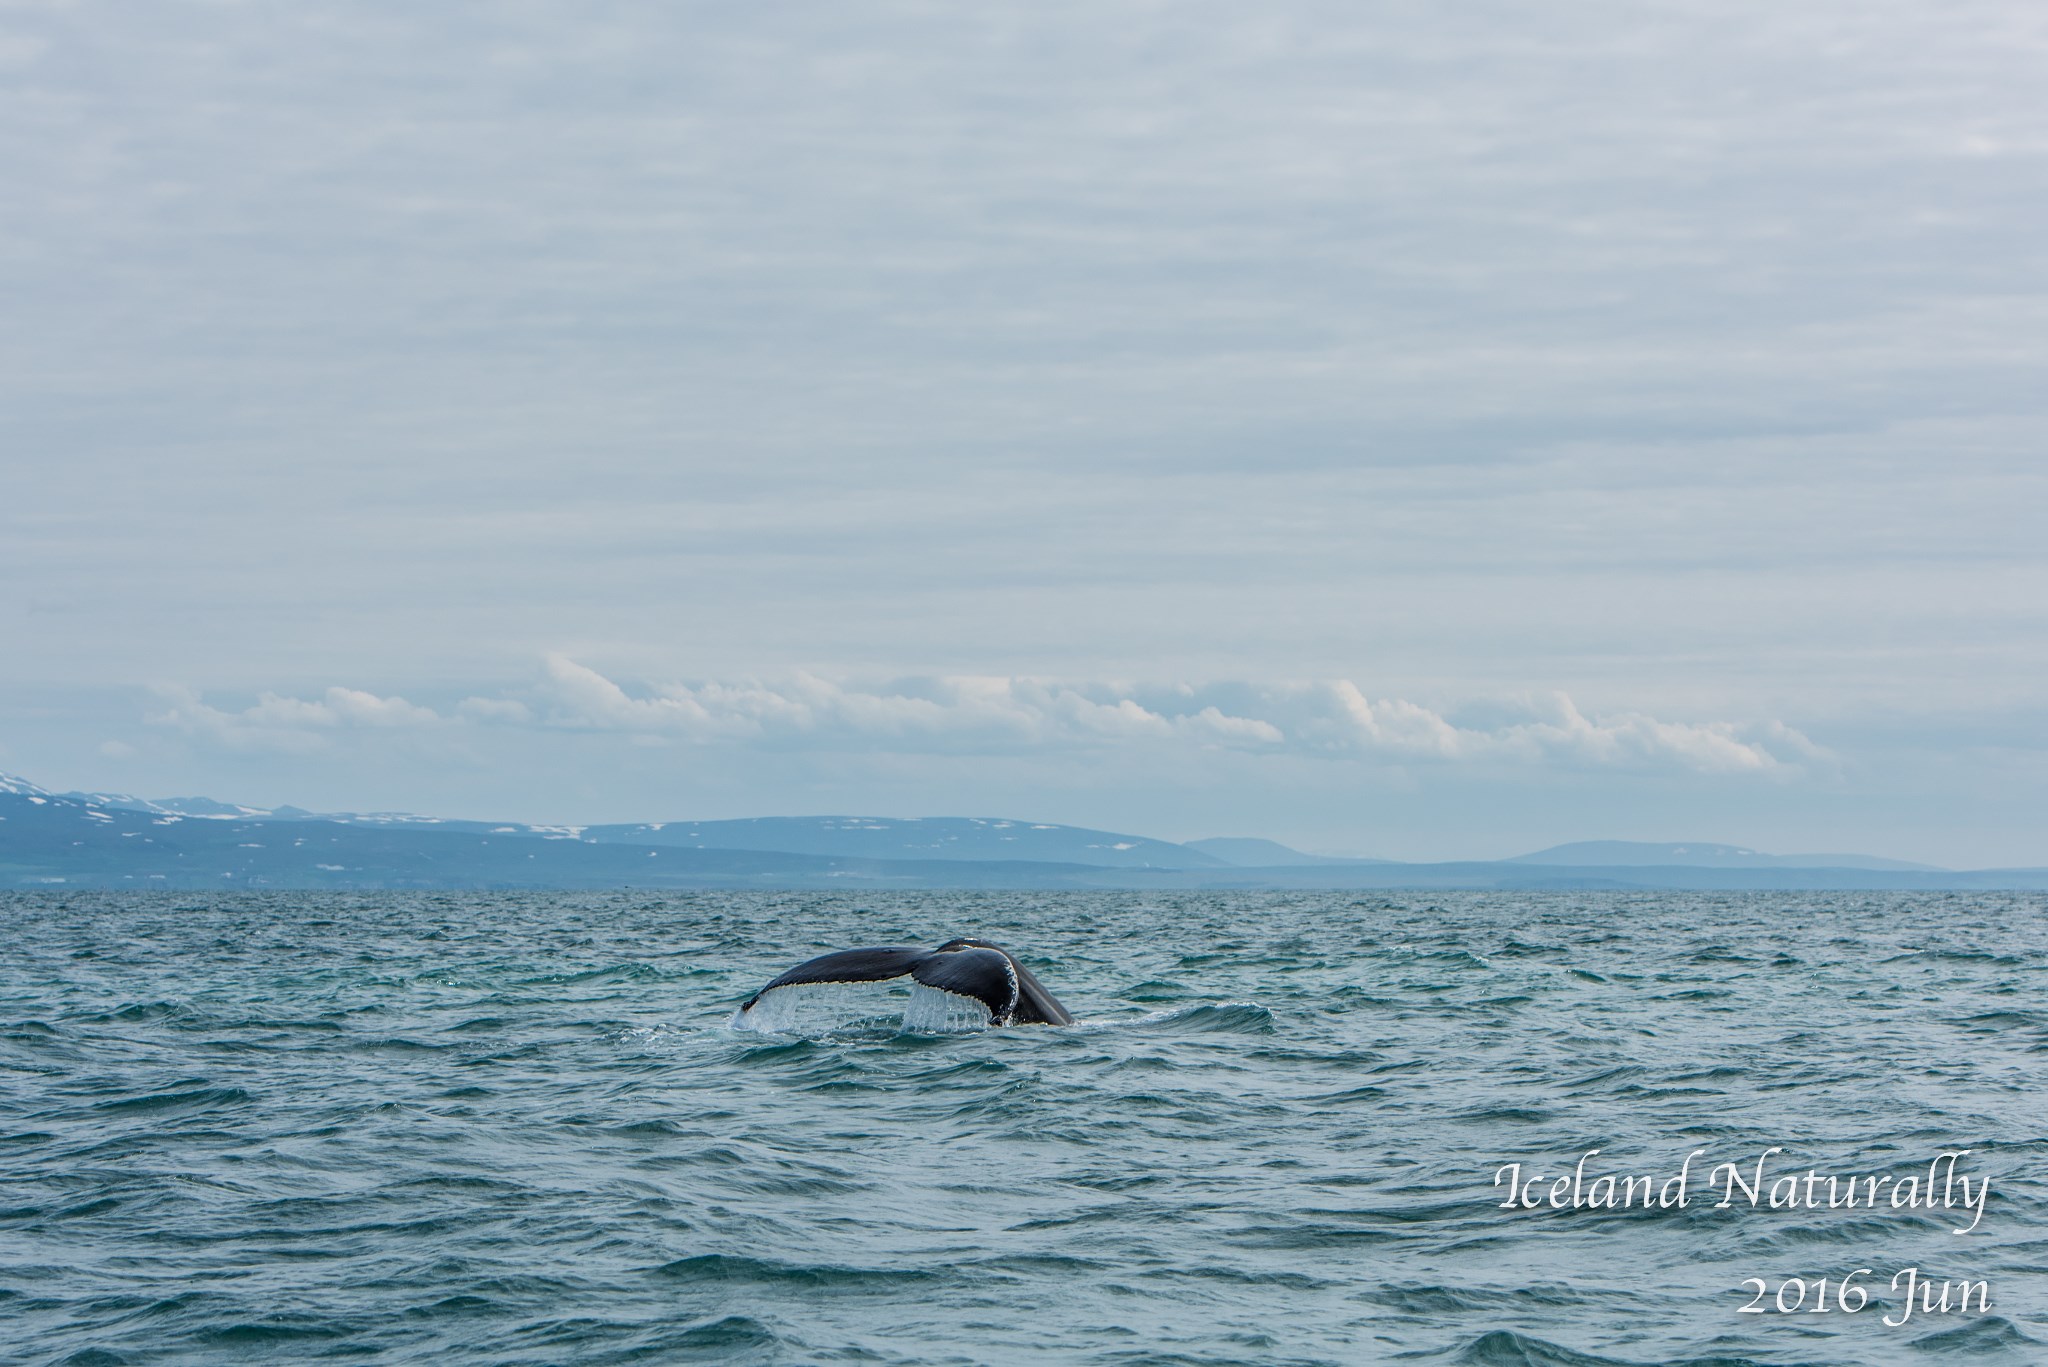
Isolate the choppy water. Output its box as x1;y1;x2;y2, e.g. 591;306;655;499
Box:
3;890;2043;1366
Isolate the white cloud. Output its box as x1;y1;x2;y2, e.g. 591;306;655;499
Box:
144;659;1822;775
318;688;442;728
475;657;1811;774
149;685;443;752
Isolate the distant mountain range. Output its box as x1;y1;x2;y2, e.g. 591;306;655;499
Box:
1503;841;1942;872
1184;837;1391;867
3;772;2042;891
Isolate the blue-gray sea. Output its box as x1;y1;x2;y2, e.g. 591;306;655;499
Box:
3;890;2043;1366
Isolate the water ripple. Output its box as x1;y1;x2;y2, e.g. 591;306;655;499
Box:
1;888;2042;1364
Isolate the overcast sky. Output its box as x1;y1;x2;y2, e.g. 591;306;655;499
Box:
4;1;2044;863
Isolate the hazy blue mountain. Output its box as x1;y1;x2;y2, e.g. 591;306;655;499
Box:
67;788;466;827
1509;840;1944;872
43;782;1214;866
67;790;282;819
1184;837;1389;866
6;772;2038;890
582;816;1226;869
0;787;1112;890
1142;861;2048;891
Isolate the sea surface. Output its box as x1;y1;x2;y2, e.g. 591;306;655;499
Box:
2;890;2043;1366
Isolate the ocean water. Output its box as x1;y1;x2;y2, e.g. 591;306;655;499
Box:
2;889;2043;1366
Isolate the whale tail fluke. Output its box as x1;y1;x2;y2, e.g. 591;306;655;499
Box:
737;939;1072;1027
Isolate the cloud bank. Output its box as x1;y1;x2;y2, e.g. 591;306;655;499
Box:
151;686;444;754
149;656;1821;776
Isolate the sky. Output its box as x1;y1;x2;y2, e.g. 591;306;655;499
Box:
3;1;2045;865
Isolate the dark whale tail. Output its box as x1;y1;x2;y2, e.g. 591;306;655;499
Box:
738;938;1073;1026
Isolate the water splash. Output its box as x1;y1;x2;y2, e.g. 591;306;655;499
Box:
900;984;995;1033
726;980;991;1036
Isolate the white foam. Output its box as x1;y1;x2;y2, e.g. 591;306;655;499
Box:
728;979;991;1036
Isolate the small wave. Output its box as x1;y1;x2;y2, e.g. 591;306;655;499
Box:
52;1196;123;1219
726;1037;823;1064
1136;1263;1337;1291
517;963;665;986
82;1001;195;1024
1323;985;1400;1008
201;1317;355;1346
401;1294;501;1320
497;1310;783;1361
1452;1105;1552;1124
52;1349;132;1366
638;1313;785;1357
1363;1283;1587;1314
653;1252;940;1289
1225;1222;1405;1250
962;1251;1114;1277
1077;1002;1274;1034
1496;939;1566;958
92;1085;254;1115
1418;948;1492;969
388;1174;526;1194
352;1036;452;1053
1882;948;2021;966
1954;1010;2046;1032
1911;1316;2044;1354
1562;1065;1642;1090
604;1117;692;1137
226;1016;346;1033
1452;1329;1789;1366
1122;978;1194;1002
1307;1084;1388;1103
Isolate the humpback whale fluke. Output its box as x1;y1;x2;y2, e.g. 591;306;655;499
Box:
738;938;1074;1027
